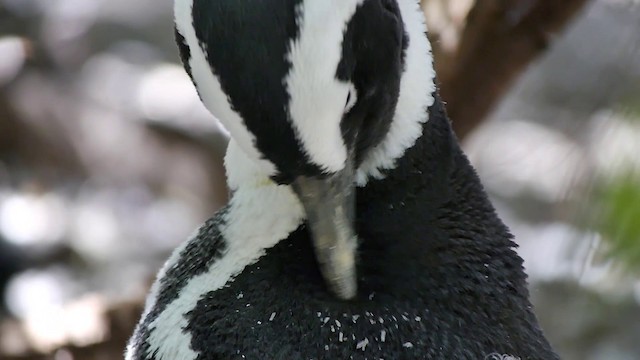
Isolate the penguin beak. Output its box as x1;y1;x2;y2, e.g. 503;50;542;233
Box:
292;157;357;300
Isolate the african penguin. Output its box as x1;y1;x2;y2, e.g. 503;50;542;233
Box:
126;0;559;359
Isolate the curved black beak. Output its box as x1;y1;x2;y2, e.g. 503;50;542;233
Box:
292;157;358;300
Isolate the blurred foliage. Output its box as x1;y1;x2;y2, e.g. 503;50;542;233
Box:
598;172;640;270
618;91;640;120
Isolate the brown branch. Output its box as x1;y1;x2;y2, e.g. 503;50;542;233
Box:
0;91;86;176
426;0;590;140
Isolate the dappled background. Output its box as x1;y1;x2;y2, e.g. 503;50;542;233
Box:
1;0;639;359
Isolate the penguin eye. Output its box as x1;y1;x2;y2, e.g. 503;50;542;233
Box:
344;87;357;114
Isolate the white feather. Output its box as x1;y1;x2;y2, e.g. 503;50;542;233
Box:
140;141;305;360
285;0;366;173
174;0;277;177
356;0;436;185
124;234;194;359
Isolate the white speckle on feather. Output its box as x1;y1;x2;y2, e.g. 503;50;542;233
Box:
401;315;409;321
237;292;244;299
335;320;341;328
331;325;336;333
323;317;330;325
246;303;251;307
368;292;375;300
415;316;421;322
403;342;414;348
485;354;522;360
317;312;322;317
380;330;387;342
257;321;261;325
324;345;329;351
339;332;344;342
378;317;384;324
356;338;369;351
352;315;360;323
269;312;276;321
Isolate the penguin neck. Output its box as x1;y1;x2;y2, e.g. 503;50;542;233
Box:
222;94;530;304
355;94;530;303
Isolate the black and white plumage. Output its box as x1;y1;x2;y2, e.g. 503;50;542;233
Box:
126;0;559;359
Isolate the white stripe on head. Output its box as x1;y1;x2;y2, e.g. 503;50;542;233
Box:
143;142;304;360
174;0;277;177
356;0;436;185
285;0;366;173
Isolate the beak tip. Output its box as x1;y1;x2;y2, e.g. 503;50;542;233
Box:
322;242;358;300
331;275;357;300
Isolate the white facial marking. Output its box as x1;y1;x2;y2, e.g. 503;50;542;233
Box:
285;0;366;173
356;0;436;185
141;141;304;360
174;0;277;177
345;84;358;114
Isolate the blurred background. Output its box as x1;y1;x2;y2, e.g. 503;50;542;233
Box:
0;0;639;359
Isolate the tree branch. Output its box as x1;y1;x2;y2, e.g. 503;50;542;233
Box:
423;0;590;140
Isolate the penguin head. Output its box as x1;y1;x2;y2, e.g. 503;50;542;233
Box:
185;0;408;180
175;0;433;299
